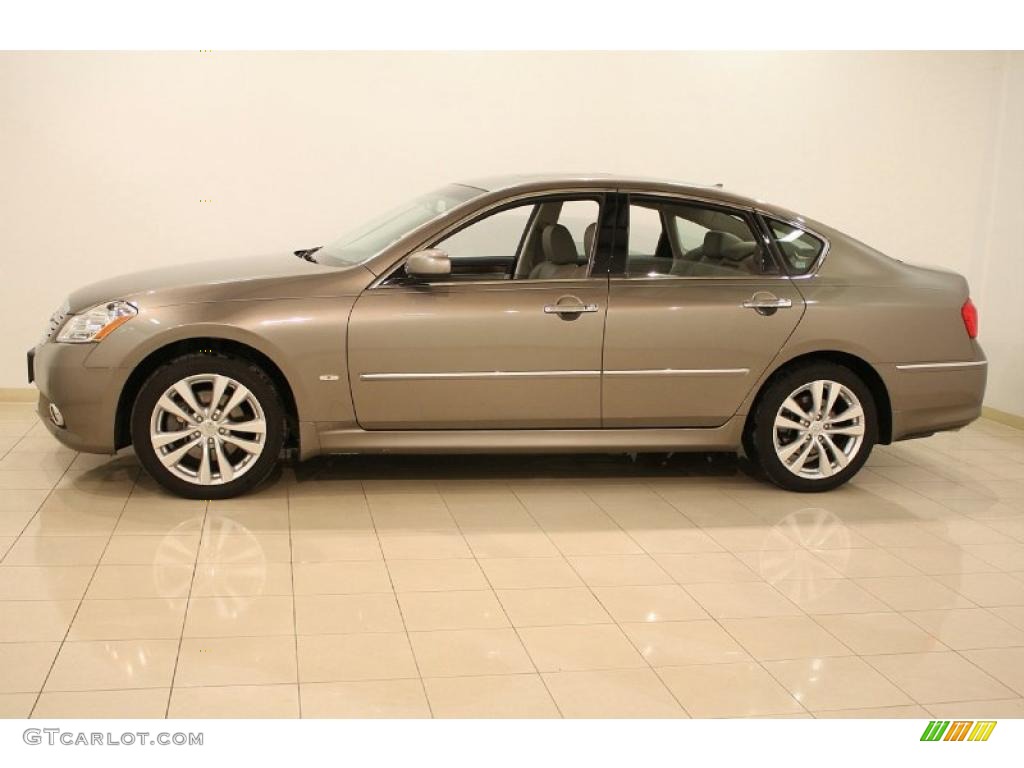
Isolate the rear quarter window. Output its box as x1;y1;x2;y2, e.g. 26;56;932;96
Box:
768;219;825;275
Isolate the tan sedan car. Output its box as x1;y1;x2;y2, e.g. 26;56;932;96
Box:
29;174;986;498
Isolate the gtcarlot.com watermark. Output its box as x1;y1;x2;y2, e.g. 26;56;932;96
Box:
24;728;203;747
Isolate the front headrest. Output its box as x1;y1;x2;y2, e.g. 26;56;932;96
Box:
702;230;743;258
542;224;579;265
583;222;597;257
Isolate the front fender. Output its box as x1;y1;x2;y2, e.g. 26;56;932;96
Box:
86;298;359;425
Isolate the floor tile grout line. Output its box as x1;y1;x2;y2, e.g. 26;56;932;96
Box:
509;484;687;717
25;462;142;718
621;487;829;717
162;496;210;719
573;485;711;716
2;415;1024;716
6;623;1024;656
26;667;1024;700
439;484;565;718
285;485;302;718
0;448;79;566
580;480;817;716
361;478;435;719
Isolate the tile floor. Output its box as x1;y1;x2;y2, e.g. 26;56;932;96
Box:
2;400;1024;718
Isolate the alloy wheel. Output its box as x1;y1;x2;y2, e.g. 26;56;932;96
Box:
771;379;865;480
149;373;268;486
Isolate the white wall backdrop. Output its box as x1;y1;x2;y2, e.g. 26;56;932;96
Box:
1;52;1021;414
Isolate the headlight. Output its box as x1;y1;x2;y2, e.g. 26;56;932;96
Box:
55;300;138;343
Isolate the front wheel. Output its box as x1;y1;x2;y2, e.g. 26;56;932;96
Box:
748;363;877;492
130;354;285;499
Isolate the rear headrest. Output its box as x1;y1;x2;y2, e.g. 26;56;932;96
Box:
702;230;743;258
721;241;759;264
583;222;597;257
542;224;579;265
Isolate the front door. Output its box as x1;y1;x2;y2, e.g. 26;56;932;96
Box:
601;195;806;427
348;194;611;430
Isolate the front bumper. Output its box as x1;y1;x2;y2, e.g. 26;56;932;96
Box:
30;342;124;454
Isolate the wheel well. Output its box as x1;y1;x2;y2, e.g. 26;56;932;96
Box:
114;338;300;451
746;351;893;445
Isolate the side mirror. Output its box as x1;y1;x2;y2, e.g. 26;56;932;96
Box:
406;249;451;279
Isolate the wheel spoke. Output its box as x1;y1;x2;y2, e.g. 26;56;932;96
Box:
213;438;234;482
209;375;230;413
152;428;196;448
173;381;205;418
221;383;252;417
778;436;808;461
790;438;816;472
774;415;806;432
781;397;810;420
220;432;262;455
224;419;267;434
816;441;833;477
158;395;197;426
810;380;824;416
828;424;864;436
159;434;202;467
198;440;212;485
824;435;849;468
828;404;863;425
823;381;842;418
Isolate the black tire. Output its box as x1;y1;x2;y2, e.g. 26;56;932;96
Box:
131;353;285;500
748;362;877;492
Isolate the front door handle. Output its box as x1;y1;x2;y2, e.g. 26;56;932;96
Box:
544;295;599;315
742;293;793;315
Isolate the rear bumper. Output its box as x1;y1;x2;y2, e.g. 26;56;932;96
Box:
31;342;123;454
883;353;987;441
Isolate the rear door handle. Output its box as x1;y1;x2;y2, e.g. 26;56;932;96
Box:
742;293;793;314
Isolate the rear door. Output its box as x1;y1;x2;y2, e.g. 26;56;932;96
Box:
601;194;806;427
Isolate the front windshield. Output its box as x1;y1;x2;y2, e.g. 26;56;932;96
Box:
316;184;484;267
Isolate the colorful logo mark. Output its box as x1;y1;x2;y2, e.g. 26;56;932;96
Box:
921;720;997;742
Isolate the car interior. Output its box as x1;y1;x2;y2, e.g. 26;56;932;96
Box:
625;200;780;278
389;195;788;284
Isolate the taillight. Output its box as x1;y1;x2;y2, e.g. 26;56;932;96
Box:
961;298;978;339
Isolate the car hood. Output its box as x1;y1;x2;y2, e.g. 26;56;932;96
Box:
67;253;369;311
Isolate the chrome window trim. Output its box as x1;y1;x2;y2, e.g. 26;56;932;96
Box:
367;187;834;287
614;189;800;282
758;213;832;279
609;275;795;285
369;187;610;290
370;277;607;290
895;361;988;371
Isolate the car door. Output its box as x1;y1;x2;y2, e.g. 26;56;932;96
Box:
347;194;612;430
601;194;806;427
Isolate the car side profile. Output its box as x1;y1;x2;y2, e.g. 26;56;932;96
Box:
29;174;987;498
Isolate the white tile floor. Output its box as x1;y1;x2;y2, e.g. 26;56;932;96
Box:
2;400;1024;718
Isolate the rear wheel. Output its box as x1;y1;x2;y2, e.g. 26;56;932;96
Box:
749;362;877;492
130;354;284;499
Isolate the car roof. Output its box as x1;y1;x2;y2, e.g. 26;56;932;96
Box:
461;172;771;212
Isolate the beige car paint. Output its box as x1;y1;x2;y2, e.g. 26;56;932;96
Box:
601;278;806;427
31;174;987;466
348;278;609;429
